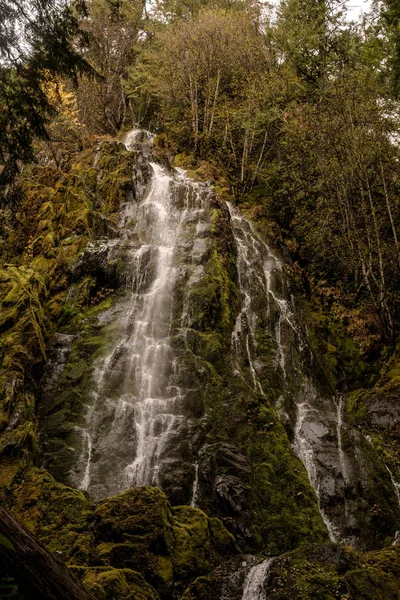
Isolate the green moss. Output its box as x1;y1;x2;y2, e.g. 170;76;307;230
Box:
0;267;50;462
183;330;223;364
4;471;238;598
0;421;39;458
182;543;400;600
171;506;236;581
246;403;326;553
172;154;223;185
344;567;400;599
94;487;173;542
268;544;400;600
187;248;238;333
0;143;112;460
4;467;92;550
306;308;366;391
96;142;135;215
342;342;400;508
6;134;400;599
73;567;160;600
346;389;368;424
40;293;123;478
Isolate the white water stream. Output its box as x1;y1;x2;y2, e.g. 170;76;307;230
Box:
241;558;274;600
69;135;214;500
336;395;348;482
227;203;343;542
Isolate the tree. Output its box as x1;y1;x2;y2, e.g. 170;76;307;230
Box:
0;507;96;600
77;0;145;134
270;65;400;349
381;0;400;94
41;77;87;166
275;0;349;90
151;0;247;22
0;0;93;191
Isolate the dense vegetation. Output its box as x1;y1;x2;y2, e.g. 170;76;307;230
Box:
2;0;400;365
0;0;94;189
125;0;400;361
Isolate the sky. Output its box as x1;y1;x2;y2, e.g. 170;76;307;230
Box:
346;0;372;21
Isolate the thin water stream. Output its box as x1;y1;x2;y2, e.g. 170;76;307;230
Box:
227;203;342;542
241;558;274;600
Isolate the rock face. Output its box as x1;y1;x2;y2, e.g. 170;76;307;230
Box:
35;131;400;553
1;131;400;598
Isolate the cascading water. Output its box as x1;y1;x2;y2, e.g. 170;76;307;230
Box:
227;203;400;546
41;129;400;550
191;462;199;507
227;204;349;543
68;133;215;500
241;558;274;600
336;394;348;482
387;467;400;507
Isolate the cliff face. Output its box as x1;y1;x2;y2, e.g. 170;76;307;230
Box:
1;132;400;600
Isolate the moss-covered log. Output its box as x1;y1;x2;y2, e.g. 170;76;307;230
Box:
0;507;96;600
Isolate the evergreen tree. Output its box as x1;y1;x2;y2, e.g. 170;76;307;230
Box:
0;0;93;191
275;0;348;89
382;0;400;94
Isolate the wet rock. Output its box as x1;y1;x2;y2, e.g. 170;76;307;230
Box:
366;388;400;429
71;567;160;600
71;239;123;286
39;334;74;404
181;554;258;600
214;475;250;515
196;444;255;547
183;543;400;600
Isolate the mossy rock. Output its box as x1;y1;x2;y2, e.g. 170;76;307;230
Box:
344;567;400;600
4;472;238;599
91;488;237;595
4;467;92;543
171;505;236;584
182;544;400;600
93;487;173;547
75;567;160;600
0;138;141;462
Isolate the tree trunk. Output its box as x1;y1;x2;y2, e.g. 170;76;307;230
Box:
0;507;96;600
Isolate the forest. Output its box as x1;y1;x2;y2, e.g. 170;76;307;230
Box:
1;0;400;598
2;0;400;361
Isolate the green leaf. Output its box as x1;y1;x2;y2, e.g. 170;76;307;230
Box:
0;534;15;552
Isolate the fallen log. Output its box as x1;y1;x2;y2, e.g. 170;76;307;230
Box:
0;507;96;600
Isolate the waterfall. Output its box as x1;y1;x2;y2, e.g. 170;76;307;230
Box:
227;203;282;394
49;129;399;547
387;466;400;508
227;201;399;545
124;128;155;148
336;395;348;482
241;558;274;600
68;135;214;500
191;462;199;507
227;203;344;542
293;398;341;543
